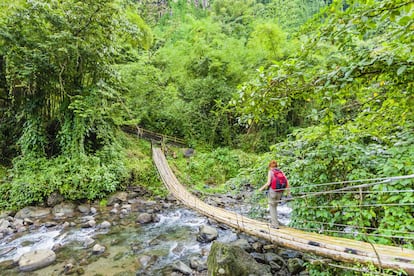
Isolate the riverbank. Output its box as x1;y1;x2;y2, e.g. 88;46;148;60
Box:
0;188;306;275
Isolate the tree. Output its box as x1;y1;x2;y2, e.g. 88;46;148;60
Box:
0;0;152;208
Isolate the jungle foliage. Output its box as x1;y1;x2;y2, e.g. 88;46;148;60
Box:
0;0;413;263
0;0;152;208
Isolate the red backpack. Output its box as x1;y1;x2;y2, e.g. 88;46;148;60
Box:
271;168;288;191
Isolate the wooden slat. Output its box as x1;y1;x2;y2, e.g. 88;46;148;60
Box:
152;147;414;275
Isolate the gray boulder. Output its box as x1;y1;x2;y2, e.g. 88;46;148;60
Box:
207;241;272;276
230;238;253;252
172;260;193;275
137;213;153;224
15;207;50;219
19;249;56;272
52;203;75;218
197;225;218;243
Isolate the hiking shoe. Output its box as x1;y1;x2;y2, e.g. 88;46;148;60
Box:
271;224;279;229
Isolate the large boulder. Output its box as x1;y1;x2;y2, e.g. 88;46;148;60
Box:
52;203;75;218
15;207;50;219
197;225;218;243
207;241;272;276
18;249;56;272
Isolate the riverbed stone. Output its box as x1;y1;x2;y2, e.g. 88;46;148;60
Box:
99;220;111;229
137;213;152;224
92;244;105;255
280;249;302;259
121;204;132;212
52;203;75;218
230;238;252;252
78;204;90;214
83;237;95;248
80;218;95;228
189;255;207;272
250;252;266;263
90;207;97;214
0;219;10;232
137;254;158;269
172;260;192;275
287;257;305;274
108;192;128;205
15;207;50;219
22;218;33;226
47;192;64;206
197;225;218;243
0;210;13;219
18;249;56;272
265;252;286;267
207;241;272;276
252;241;263;253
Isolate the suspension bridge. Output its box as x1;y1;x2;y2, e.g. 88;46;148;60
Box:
152;147;414;275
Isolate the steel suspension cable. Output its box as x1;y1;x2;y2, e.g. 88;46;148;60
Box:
291;174;414;190
291;226;414;240
296;219;414;235
299;203;414;209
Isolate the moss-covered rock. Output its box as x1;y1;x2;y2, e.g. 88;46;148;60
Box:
207;241;271;276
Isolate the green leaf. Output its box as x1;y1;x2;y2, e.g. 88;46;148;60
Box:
397;65;407;75
398;16;411;26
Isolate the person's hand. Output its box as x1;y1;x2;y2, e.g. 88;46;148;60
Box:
285;194;292;201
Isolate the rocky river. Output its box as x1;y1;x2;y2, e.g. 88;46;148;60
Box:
0;188;309;275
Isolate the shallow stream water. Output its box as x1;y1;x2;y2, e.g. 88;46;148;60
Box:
0;202;292;275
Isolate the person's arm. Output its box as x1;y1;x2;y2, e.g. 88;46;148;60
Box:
285;178;291;196
259;170;272;191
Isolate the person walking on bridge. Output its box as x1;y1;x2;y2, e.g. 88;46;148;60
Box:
258;160;290;229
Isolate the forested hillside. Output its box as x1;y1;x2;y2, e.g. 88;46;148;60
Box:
0;0;413;260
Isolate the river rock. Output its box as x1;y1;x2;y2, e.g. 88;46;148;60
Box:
280;249;302;259
0;210;13;219
265;252;286;267
121;204;132;212
0;259;14;271
83;237;95;248
47;192;64;206
108;192;128;205
0;219;10;233
52;203;75;218
197;225;218;243
137;213;152;224
172;260;193;275
137;254;158;269
287;257;305;274
78;204;91;214
15;207;50;219
90;207;97;214
230;238;252;252
189;255;207;272
92;244;105;255
81;219;96;228
23;218;34;225
207;241;272;276
18;249;56;272
99;220;111;229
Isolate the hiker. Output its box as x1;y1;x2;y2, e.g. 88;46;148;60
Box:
258;160;290;229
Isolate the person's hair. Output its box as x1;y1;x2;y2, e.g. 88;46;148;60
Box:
268;160;278;168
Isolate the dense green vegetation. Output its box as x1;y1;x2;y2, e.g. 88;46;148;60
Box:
0;0;413;273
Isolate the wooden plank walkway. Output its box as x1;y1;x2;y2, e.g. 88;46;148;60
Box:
152;147;414;275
